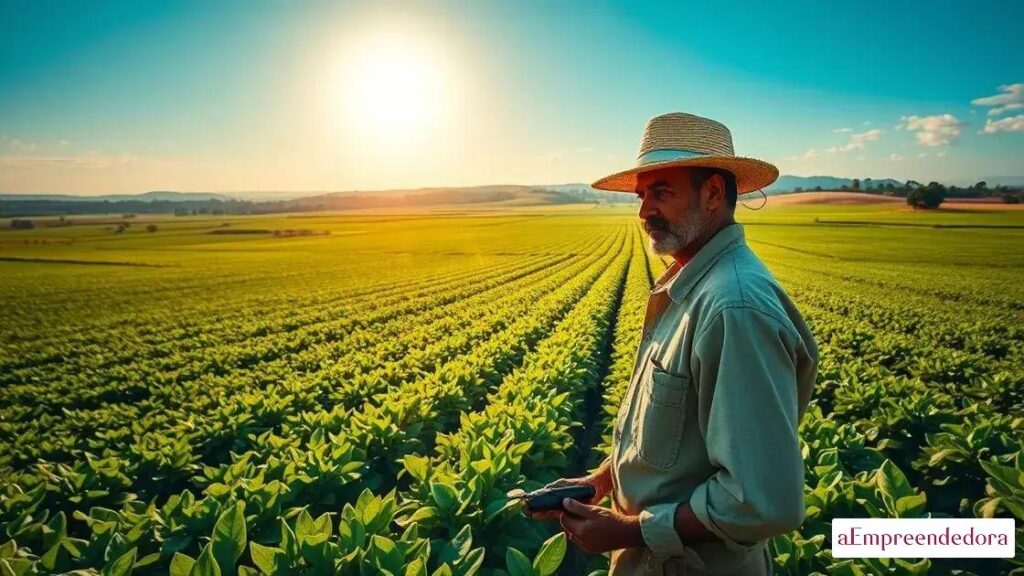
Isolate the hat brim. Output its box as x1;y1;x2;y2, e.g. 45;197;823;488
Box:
591;155;779;195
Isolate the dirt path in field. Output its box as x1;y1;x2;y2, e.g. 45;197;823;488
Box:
764;191;1024;210
764;191;903;205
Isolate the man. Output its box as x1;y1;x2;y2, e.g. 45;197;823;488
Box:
529;112;818;575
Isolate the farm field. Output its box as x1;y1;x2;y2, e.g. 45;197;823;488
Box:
1;201;1023;575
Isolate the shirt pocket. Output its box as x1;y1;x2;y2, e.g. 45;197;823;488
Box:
633;361;689;470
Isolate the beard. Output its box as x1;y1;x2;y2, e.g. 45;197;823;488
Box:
643;205;707;255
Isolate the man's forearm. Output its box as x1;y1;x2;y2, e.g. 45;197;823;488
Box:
589;457;613;491
672;502;719;543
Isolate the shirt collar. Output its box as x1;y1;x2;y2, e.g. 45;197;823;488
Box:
652;222;746;304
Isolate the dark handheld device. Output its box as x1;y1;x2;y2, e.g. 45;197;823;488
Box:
508;484;596;512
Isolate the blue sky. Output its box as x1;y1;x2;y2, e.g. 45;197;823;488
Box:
1;0;1021;194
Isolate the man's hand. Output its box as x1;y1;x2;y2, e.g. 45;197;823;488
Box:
526;466;612;521
559;498;643;554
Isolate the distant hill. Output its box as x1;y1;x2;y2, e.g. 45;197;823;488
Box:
765;175;904;194
953;176;1024;188
5;174;1019;217
0;191;232;202
281;184;633;210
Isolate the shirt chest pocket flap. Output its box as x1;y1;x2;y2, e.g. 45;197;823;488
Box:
633;361;689;470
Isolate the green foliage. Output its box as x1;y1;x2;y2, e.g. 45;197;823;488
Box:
1;207;1022;574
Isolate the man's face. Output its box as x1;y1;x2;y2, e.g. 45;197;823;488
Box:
635;168;708;255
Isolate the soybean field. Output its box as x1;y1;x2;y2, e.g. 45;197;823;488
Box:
1;202;1022;575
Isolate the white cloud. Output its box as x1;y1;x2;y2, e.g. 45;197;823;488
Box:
981;114;1024;134
988;103;1022;116
2;135;75;152
3;137;38;151
971;83;1024;116
0;151;143;169
833;127;852;133
887;153;905;161
897;114;965;146
785;148;820;161
826;128;883;153
850;128;882;147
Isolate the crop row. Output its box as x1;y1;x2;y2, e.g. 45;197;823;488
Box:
0;227;632;574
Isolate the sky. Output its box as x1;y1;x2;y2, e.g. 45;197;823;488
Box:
1;0;1022;195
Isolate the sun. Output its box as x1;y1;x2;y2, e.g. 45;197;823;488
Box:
336;32;449;145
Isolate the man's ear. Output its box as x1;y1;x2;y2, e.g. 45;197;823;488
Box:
703;173;726;210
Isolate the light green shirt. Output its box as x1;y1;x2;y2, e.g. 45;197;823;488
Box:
609;223;818;576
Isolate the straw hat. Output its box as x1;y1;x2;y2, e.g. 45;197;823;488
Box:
591;112;778;195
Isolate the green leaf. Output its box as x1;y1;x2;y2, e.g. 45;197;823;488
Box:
191;544;221;576
404;558;427;576
249;542;281;575
895;494;928;517
135;552;161;568
877;460;914;499
370;535;403;573
402;507;438;525
430;482;458;512
403;455;430;482
211;502;246;574
0;558;32;576
43;512;67;550
0;541;15;559
927;448;959;467
533;533;566;576
102;547;136;576
457;547;484;575
169;553;195;576
295;509;316;540
438;525;473;565
506;547;533;576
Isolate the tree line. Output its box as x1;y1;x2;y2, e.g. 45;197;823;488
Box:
792;180;1024;209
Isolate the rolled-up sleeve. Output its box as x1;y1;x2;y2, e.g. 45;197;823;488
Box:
684;306;807;551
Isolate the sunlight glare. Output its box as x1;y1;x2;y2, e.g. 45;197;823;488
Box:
336;31;450;148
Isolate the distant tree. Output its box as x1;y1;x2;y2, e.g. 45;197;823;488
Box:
174;208;188;216
974;181;988;192
11;219;34;230
907;189;921;208
114;223;128;233
794;186;803;193
852;178;861;190
146;224;158;233
814;185;823;192
908;182;946;209
840;184;850;191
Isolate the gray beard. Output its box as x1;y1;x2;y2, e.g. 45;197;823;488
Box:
648;206;707;255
